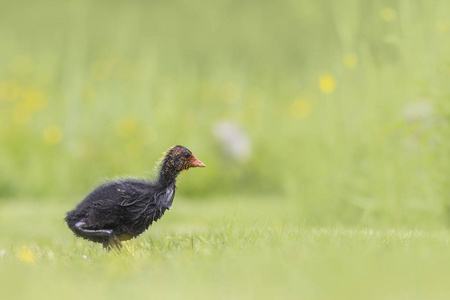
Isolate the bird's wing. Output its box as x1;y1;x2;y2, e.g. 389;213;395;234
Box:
116;180;150;206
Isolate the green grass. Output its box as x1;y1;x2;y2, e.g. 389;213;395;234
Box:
2;1;450;299
2;199;450;300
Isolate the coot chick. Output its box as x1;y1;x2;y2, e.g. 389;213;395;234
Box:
65;145;205;249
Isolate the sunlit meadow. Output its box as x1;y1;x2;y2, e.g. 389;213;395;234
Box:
1;0;450;299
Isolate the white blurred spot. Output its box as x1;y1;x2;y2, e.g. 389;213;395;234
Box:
212;120;251;162
402;99;435;126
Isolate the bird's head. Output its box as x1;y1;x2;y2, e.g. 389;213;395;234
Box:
163;145;205;173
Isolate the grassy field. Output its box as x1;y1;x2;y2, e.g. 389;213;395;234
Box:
2;0;450;299
2;198;450;300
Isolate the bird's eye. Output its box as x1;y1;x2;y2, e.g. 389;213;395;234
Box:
184;153;190;158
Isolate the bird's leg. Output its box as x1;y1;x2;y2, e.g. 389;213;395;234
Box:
73;221;122;250
103;236;122;251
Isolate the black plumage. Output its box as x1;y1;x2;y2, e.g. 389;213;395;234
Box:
65;145;205;249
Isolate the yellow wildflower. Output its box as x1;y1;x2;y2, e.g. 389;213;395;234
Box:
290;99;312;119
43;125;63;145
21;89;48;112
18;246;36;264
435;21;448;34
319;74;337;94
343;54;358;69
221;83;240;104
115;118;137;138
380;7;396;22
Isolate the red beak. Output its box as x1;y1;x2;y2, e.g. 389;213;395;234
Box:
190;155;205;168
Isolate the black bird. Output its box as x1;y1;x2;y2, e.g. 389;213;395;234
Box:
65;145;205;249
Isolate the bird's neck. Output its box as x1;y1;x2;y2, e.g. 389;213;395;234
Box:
157;160;179;187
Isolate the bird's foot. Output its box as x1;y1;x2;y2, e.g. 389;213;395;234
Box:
103;234;122;251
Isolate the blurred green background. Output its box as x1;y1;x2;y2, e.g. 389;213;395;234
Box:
2;0;450;227
2;1;450;300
